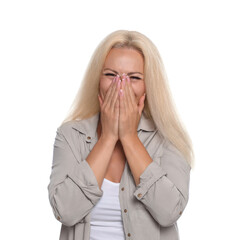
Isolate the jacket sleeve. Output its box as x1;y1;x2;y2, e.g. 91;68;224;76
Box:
133;139;191;227
47;126;103;227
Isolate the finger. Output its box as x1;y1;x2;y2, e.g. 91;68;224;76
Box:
110;77;121;112
138;93;146;115
126;75;137;107
121;77;129;115
111;77;121;108
98;93;103;107
124;75;134;111
119;87;125;115
103;77;117;108
114;96;120;118
120;75;128;109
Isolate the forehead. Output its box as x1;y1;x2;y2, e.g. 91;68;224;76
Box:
103;48;144;72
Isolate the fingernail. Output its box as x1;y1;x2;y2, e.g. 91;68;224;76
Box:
126;76;130;82
119;89;123;96
122;77;125;86
118;79;121;86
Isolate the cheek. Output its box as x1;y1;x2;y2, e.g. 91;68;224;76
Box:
99;78;112;98
131;82;145;99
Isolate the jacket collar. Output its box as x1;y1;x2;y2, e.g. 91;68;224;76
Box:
72;111;156;139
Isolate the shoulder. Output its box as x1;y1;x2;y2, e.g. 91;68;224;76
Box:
57;120;76;131
56;114;98;141
56;120;83;138
58;113;99;138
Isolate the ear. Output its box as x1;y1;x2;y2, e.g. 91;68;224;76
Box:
138;93;146;115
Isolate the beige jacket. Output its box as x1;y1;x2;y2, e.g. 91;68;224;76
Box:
47;112;191;240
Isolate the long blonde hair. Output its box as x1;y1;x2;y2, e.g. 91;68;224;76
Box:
61;30;194;168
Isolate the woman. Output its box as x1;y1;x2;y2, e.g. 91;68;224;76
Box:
47;30;194;240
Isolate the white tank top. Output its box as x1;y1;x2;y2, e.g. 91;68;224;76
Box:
89;178;125;240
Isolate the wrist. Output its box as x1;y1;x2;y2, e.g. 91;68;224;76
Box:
120;134;139;145
99;134;118;146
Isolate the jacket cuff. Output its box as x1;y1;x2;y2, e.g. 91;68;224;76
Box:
133;161;167;200
67;159;103;205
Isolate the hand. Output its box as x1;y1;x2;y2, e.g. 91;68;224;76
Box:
118;74;146;141
98;75;121;142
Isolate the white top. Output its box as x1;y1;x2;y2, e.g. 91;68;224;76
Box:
89;178;125;240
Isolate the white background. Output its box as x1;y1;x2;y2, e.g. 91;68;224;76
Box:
0;0;239;239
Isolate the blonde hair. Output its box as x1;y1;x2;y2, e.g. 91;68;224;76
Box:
61;30;195;168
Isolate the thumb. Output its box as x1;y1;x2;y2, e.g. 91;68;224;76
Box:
138;93;146;115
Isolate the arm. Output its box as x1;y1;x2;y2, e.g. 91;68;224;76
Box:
122;136;191;227
47;126;115;227
86;135;117;189
120;135;154;186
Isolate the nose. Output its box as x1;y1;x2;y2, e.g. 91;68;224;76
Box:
119;73;127;80
118;73;128;90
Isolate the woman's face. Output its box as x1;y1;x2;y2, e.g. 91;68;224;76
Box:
99;47;145;105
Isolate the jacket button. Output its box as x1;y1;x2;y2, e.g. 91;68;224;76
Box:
57;216;60;220
87;136;91;140
137;193;142;198
128;233;131;237
121;187;124;191
179;211;182;215
124;209;127;213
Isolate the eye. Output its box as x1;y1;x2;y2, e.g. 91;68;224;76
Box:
104;73;116;77
130;76;142;80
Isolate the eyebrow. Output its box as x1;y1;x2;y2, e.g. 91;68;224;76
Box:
103;68;143;75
